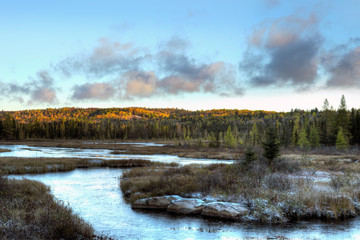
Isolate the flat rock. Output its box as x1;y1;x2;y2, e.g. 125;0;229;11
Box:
167;198;205;214
202;202;250;220
132;195;182;209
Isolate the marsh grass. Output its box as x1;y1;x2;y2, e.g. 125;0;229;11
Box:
0;157;174;174
0;175;94;239
0;148;11;153
121;157;360;222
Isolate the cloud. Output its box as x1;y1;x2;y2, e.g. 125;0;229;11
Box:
0;83;30;95
28;70;58;104
30;87;57;103
325;45;360;88
264;0;281;8
156;40;242;96
71;82;115;100
65;37;244;100
36;70;54;87
241;13;322;89
0;70;57;105
124;71;158;98
56;38;145;79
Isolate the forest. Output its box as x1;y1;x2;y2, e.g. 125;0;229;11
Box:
0;95;359;149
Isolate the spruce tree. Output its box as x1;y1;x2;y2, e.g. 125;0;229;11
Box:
262;127;280;164
298;126;310;149
337;95;349;138
336;127;349;150
250;123;259;146
309;126;320;148
291;115;300;146
243;146;257;166
225;126;236;148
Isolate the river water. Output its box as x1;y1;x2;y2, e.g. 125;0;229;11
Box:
4;144;360;239
0;144;230;165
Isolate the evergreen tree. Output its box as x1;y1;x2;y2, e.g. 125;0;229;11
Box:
224;126;236;148
337;95;349;137
309;125;320;148
298;126;310;149
250;123;259;146
262;127;280;164
291;115;300;146
322;98;329;111
208;132;218;148
336;127;349;150
243;146;257;166
320;98;337;145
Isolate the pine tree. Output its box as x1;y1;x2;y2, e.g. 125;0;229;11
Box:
208;132;218;148
298;126;310;149
250;123;259;146
243;146;257;166
291;115;300;146
309;125;320;148
224;126;236;148
336;95;349;137
336;127;349;150
262;127;280;164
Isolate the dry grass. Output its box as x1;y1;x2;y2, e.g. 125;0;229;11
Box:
121;157;360;222
0;175;94;239
0;140;241;160
0;157;174;174
0;148;11;153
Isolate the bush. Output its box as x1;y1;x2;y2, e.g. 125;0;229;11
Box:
272;158;301;173
264;174;293;191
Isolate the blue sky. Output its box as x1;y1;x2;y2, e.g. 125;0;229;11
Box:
1;0;360;111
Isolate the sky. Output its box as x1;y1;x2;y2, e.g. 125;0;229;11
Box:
1;0;360;112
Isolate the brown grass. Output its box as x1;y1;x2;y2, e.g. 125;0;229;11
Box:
0;157;175;174
121;157;360;222
0;140;241;160
0;148;11;153
0;175;94;239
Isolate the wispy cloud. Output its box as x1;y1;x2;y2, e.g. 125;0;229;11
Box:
0;70;57;105
55;38;145;79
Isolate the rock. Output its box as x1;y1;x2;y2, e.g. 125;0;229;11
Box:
202;202;249;220
167;198;205;214
132;195;182;209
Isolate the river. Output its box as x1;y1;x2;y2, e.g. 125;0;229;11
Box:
4;144;360;239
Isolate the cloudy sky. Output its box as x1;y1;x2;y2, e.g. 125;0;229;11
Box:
1;0;360;111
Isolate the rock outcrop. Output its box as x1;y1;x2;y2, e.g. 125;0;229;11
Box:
132;195;182;209
131;196;251;221
167;198;205;214
201;202;249;220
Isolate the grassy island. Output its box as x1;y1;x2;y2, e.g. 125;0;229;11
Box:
121;153;360;223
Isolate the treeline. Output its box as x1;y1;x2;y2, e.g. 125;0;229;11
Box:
0;95;359;149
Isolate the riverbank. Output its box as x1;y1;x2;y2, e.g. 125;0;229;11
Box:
121;155;360;223
0;175;94;239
